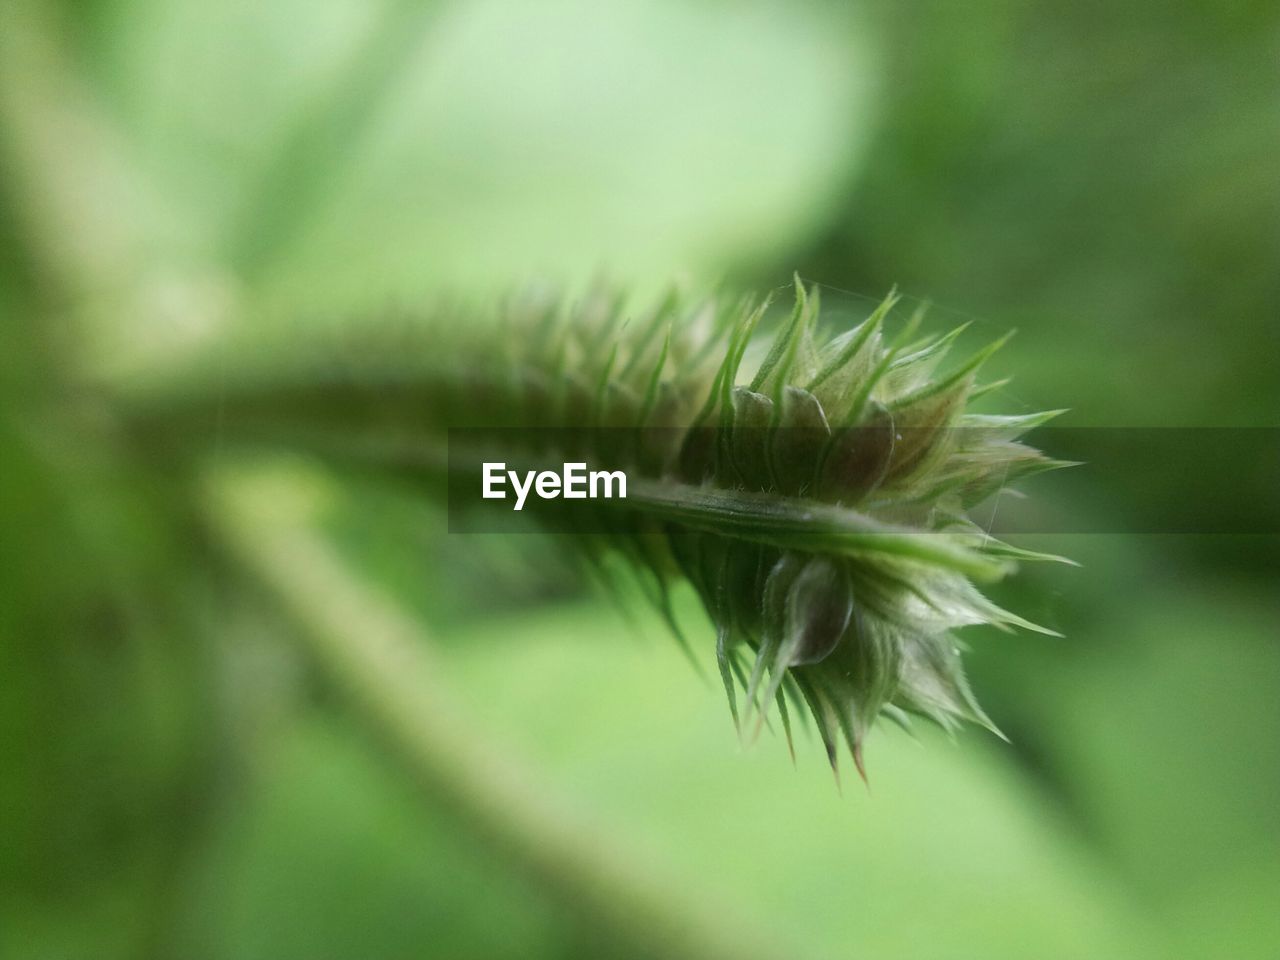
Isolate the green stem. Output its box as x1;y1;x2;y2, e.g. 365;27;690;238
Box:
0;2;150;303
206;461;788;960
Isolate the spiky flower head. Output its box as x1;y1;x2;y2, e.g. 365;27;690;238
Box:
125;276;1070;778
421;277;1070;778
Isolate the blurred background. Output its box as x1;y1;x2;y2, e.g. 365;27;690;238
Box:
1;1;1277;958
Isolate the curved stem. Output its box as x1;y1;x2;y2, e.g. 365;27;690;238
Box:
0;2;151;303
206;460;788;960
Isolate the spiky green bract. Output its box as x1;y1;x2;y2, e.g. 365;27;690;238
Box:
120;279;1071;777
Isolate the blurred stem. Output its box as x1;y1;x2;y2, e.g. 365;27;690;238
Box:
0;1;237;369
206;460;788;960
0;1;150;304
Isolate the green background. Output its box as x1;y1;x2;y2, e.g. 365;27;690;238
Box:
2;2;1277;958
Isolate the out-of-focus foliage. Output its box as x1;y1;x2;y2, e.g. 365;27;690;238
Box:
68;0;872;313
2;1;1277;959
798;1;1280;429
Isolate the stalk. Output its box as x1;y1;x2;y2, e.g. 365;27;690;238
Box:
207;461;790;960
122;281;1070;774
